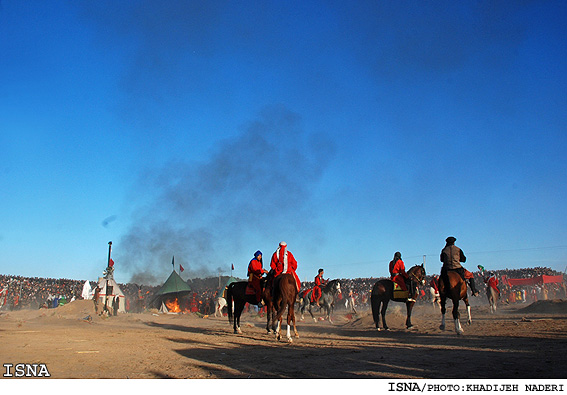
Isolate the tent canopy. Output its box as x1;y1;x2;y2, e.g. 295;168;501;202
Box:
223;276;238;290
504;275;564;287
156;270;192;296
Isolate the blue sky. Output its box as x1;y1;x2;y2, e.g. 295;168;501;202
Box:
1;1;566;285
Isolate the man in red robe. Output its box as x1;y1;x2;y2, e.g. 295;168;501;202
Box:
270;241;300;291
389;251;414;301
312;268;327;306
247;250;267;304
484;272;500;295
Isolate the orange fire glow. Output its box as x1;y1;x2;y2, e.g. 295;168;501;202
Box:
165;297;182;313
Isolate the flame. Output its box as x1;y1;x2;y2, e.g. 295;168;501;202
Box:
165;297;182;313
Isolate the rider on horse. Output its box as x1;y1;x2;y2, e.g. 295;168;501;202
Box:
389;251;416;301
440;236;479;296
247;250;268;306
312;268;328;306
484;272;500;295
270;241;301;291
430;274;439;294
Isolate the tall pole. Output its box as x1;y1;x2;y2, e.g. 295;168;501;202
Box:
105;241;112;313
107;241;112;267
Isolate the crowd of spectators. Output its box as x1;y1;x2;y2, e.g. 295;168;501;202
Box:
0;275;84;310
1;267;564;313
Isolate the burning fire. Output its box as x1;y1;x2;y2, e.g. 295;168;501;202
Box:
165;297;182;313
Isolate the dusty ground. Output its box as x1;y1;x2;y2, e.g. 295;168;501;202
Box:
1;298;566;379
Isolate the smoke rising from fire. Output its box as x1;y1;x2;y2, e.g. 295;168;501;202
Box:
118;106;335;285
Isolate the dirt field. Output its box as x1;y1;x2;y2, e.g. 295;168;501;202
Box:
1;298;566;379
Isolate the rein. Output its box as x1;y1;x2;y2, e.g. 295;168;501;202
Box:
408;267;424;283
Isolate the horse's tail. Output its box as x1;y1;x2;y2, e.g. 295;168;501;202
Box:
226;284;234;324
370;282;385;326
370;293;380;325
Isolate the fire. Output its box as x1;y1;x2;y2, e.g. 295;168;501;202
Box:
165;297;182;313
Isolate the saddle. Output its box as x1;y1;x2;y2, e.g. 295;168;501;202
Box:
245;283;256;295
392;282;409;300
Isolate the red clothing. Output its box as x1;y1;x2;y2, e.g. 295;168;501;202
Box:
247;258;266;303
485;276;500;294
270;245;300;290
248;258;265;277
389;259;408;291
430;276;439;293
312;274;326;302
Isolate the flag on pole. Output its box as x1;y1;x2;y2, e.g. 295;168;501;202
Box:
172;256;175;269
180;264;184;272
231;264;234;271
109;258;114;267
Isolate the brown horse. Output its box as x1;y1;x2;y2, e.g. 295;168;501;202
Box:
438;270;472;335
226;270;274;334
487;285;499;314
370;264;426;331
272;273;299;342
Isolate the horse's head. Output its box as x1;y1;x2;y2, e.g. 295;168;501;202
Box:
326;279;341;295
409;264;427;286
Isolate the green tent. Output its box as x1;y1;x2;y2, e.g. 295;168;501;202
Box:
220;276;239;299
152;270;192;310
156;270;192;295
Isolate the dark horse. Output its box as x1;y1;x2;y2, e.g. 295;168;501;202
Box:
272;273;299;342
438;270;472;335
226;271;274;334
370;264;426;331
298;279;341;323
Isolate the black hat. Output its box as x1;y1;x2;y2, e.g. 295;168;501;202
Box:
446;236;457;243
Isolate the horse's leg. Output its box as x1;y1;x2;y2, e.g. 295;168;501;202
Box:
266;302;272;333
453;300;463;335
308;303;316;322
439;295;446;330
285;304;293;343
405;301;414;329
234;302;244;334
292;304;299;338
380;300;389;331
465;297;472;325
275;319;281;341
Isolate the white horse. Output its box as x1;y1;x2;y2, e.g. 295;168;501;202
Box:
214;296;227;317
344;290;357;314
430;287;441;309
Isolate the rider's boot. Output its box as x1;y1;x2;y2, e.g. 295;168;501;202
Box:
469;279;479;296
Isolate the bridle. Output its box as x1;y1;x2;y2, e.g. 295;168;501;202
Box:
408;266;426;285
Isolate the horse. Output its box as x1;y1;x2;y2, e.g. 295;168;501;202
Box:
214;296;227;317
298;279;342;323
272;273;299;342
226;271;274;334
429;286;441;310
487;285;498;314
438;270;472;335
370;264;426;331
345;290;357;314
